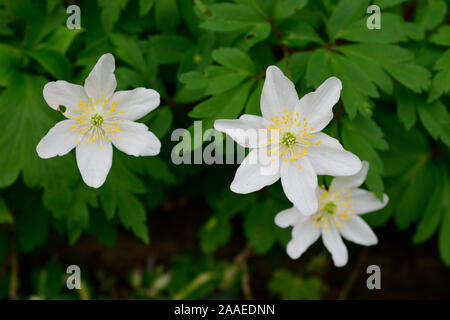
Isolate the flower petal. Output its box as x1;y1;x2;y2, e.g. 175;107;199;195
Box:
295;77;342;132
111;88;160;121
287;219;320;259
214;114;270;148
280;158;318;215
36;120;81;159
340;216;378;246
260;66;299;120
43;80;88;114
84;53;117;101
322;226;348;267
307;132;361;176
352;188;389;214
230;148;280;194
76;137;113;188
275;206;303;228
331;161;369;190
111;120;161;157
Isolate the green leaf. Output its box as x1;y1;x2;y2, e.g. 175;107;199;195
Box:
339;14;408;44
139;0;155;16
275;0;308;20
305;49;331;88
0;44;23;87
430;25;450;46
155;0;179;33
428;49;450;102
212;48;254;74
179;71;209;90
150;35;194;64
415;0;447;31
144;157;176;184
0;10;13;36
199;213;231;254
245;80;263;116
373;0;407;8
439;178;450;266
146;106;174;139
111;34;147;73
199;3;265;32
396;86;417;130
244;201;278;254
417;100;450;145
86;211;117;248
395;161;438;230
0;75;79;190
16;195;49;253
413;172;445;244
342;121;384;174
27;48;72;80
281;21;325;46
97;0;128;32
327;0;369;40
384;62;431;93
43;27;83;54
0;197;13;224
269;269;321;300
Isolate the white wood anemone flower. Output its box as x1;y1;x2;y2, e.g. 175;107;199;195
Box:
36;53;161;188
275;161;388;267
214;65;361;215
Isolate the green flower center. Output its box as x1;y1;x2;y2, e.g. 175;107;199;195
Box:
323;202;337;215
281;132;296;148
91;113;104;127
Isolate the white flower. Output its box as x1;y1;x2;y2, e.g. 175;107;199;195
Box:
275;161;388;267
36;53;161;188
214;66;361;215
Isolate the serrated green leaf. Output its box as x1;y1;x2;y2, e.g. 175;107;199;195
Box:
417;100;450;145
305;49;331;88
428;49;450;102
339;14;408;44
396;86;417;130
275;0;308;20
212;48;254;74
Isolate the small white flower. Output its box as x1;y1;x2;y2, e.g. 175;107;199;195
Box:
37;53;161;188
275;161;388;267
214;66;361;215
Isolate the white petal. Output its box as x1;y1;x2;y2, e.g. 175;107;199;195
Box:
339;215;378;246
260;65;299;120
322;226;348;267
111;120;161;157
280;158;318;216
76;137;113;188
287;220;320;259
43;80;88;114
230;148;280;194
214;114;270;148
275;206;302;228
307;132;361;176
295;77;342;132
36;120;81;159
84;53;117;101
111;88;160;121
352;188;389;215
331;161;369;190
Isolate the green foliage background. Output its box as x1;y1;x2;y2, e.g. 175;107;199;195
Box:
0;0;449;299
